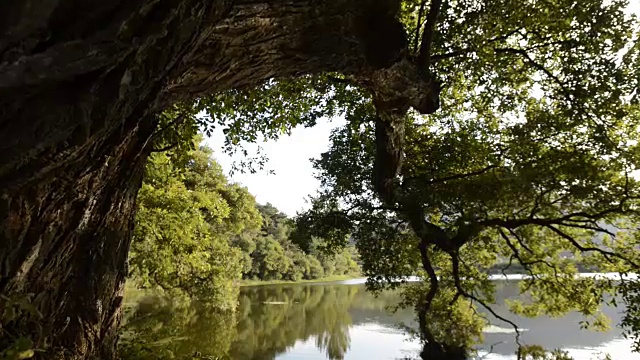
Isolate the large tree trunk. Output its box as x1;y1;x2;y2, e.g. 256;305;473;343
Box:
0;0;438;358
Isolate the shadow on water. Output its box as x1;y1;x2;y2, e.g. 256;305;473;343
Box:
119;281;628;360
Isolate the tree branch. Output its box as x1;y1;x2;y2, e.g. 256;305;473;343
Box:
500;254;516;278
150;142;180;153
413;0;428;53
498;229;562;281
480;202;631;235
494;47;572;103
506;228;534;254
326;75;352;86
545;224;638;267
431;28;523;62
416;0;443;70
528;187;556;219
449;252;523;347
152;114;187;140
417;239;439;344
404;164;500;187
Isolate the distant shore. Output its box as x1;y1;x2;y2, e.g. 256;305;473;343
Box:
239;274;360;287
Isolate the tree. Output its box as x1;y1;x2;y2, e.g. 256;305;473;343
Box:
0;1;424;357
1;1;638;359
129;138;260;308
292;0;640;355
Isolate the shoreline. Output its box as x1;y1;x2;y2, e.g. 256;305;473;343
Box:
239;274;360;287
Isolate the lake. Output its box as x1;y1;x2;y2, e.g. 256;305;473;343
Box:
122;278;640;360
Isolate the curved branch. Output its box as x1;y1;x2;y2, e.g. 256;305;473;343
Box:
430;28;523;62
449;252;523;347
481;202;631;237
498;229;562;281
506;228;533;254
404;164;500;186
151;114;187;141
150;142;179;153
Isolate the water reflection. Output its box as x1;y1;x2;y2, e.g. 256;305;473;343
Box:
231;284;410;359
119;296;238;359
476;282;627;357
120;281;635;360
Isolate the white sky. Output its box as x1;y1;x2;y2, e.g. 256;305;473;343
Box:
205;2;639;217
205;117;346;216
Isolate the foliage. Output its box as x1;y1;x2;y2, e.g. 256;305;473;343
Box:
0;295;41;360
288;0;640;354
130;138;259;308
0;338;34;360
130;137;361;306
516;345;612;360
235;203;360;282
517;346;573;360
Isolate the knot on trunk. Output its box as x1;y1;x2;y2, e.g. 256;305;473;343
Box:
363;57;441;116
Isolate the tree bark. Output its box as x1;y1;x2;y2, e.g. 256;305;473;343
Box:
0;0;438;358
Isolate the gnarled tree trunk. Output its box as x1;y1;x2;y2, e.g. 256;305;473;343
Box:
0;0;439;358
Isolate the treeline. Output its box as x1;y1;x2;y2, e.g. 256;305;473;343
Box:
234;203;359;282
129;137;359;305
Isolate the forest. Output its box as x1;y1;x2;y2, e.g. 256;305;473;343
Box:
1;0;640;359
128;139;360;308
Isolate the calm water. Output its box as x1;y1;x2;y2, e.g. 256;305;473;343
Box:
123;278;640;360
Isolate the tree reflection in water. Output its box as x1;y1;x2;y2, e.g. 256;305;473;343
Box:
120;284;376;360
119;282;590;360
118;295;238;359
232;285;358;360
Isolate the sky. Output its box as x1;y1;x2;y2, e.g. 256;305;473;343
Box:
205;116;346;216
205;3;640;217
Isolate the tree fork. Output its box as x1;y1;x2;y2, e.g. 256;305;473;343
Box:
0;0;439;358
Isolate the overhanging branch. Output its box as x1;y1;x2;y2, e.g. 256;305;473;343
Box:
498;229;562;281
150;142;180;153
449;252;523;346
545;224;638;267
